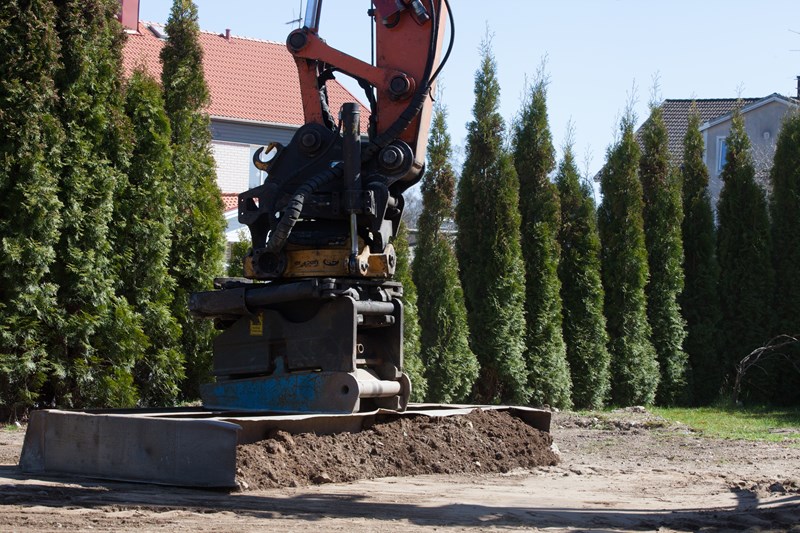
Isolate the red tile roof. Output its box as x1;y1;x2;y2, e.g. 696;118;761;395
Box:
122;22;369;129
221;192;238;212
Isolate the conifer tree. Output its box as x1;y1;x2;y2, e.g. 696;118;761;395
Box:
49;0;146;407
115;69;184;406
512;77;572;408
717;109;775;402
0;0;63;417
598;112;659;406
226;233;250;277
413;104;478;403
455;38;529;404
639;103;688;405
770;110;800;404
680;110;722;404
556;144;611;409
393;224;427;402
161;0;226;398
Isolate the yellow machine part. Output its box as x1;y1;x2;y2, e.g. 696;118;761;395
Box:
244;241;396;279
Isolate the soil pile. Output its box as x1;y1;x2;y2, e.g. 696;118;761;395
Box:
236;409;558;490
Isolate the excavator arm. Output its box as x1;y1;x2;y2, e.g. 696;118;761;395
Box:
189;0;452;413
289;0;447;175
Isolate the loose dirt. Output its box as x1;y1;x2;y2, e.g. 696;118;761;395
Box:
1;407;799;532
237;409;558;490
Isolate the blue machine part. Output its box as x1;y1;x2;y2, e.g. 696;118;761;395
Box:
201;368;406;414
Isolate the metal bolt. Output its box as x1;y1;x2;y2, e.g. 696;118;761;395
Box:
379;146;404;170
300;131;321;151
389;75;411;97
288;31;307;51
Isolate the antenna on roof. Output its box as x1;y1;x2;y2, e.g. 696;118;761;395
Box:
286;0;304;29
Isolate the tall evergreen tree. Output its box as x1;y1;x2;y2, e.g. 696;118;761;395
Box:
717;109;775;402
512;77;572;408
114;69;184;406
770;109;800;404
598;112;659;406
556;144;611;409
226;232;250;277
393;223;427;402
455;38;529;404
0;0;63;417
413;104;478;403
680;110;722;404
639;103;688;405
161;0;226;398
49;0;146;407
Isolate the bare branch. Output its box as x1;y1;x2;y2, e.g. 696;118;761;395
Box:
732;334;800;404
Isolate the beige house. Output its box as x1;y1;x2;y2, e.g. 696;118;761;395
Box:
643;90;799;208
700;94;798;203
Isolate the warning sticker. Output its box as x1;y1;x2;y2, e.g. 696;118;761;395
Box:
250;312;264;336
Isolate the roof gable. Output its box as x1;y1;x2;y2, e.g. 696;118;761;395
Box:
636;95;799;164
122;22;369;129
657;98;760;158
700;93;799;130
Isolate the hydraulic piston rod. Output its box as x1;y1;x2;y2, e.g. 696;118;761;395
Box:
304;0;322;31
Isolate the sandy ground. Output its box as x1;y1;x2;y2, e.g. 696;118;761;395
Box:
1;409;799;532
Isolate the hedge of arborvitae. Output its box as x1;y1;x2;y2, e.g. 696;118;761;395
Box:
161;0;226;399
639;104;689;406
393;223;427;402
598;113;660;406
0;0;232;417
116;69;184;406
455;39;529;404
512;79;572;409
717;109;775;402
413;104;478;403
770;110;800;404
0;0;64;418
680;110;722;404
556;145;611;409
49;0;147;407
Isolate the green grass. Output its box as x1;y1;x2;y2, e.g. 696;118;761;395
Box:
652;406;800;442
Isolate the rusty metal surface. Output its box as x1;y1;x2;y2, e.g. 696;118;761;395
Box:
20;410;240;487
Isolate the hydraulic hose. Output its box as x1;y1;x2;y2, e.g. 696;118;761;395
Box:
361;0;454;163
264;164;343;253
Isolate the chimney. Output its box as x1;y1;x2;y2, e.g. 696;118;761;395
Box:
225;28;231;41
796;75;800;99
119;0;140;32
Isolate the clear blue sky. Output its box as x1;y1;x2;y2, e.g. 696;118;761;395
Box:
139;0;800;178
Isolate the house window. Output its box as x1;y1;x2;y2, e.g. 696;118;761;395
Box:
716;137;727;173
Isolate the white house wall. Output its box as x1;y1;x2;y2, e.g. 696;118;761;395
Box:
212;141;251;193
210;119;295;147
705;100;794;206
210;119;300;244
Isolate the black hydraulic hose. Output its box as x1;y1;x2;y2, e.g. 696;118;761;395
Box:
361;0;441;162
429;0;454;86
264;164;343;253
